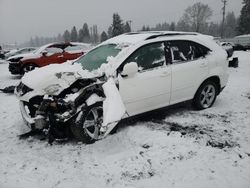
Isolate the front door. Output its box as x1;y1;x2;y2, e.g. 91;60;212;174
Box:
118;42;171;116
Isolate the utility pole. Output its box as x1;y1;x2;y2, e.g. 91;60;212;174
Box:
221;0;227;38
128;20;133;32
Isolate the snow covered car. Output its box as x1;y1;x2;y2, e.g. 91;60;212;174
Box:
16;31;229;143
8;42;91;75
4;47;36;60
220;42;238;68
220;42;234;58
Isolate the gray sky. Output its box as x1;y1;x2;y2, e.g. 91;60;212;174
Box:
0;0;243;44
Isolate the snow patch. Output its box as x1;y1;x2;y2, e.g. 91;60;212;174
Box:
102;78;126;127
86;93;104;106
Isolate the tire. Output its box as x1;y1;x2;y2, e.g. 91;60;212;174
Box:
193;81;218;110
70;102;104;144
22;63;38;74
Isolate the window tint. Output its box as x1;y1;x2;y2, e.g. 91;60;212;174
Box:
169;41;210;63
125;42;166;71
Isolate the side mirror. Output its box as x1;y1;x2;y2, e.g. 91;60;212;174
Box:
121;62;138;77
41;50;48;56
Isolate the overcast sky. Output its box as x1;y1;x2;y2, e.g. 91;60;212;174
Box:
0;0;243;44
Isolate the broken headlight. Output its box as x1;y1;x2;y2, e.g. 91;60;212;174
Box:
44;84;62;95
16;82;33;96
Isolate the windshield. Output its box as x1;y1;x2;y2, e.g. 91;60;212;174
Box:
32;46;44;54
75;44;121;71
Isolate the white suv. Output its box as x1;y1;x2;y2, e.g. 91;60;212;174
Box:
16;31;229;143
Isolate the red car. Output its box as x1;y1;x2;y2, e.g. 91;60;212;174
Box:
8;42;91;75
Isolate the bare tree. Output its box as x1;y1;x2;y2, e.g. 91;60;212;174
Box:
182;2;213;32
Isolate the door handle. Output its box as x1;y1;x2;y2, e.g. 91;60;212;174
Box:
160;71;170;77
200;62;207;68
58;55;63;58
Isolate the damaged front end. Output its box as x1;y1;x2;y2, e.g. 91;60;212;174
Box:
17;75;126;144
17;77;107;143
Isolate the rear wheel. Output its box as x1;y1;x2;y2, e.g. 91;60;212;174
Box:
193;81;218;110
70;102;104;144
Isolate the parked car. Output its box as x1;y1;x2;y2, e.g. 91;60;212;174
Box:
8;42;91;75
0;47;11;59
4;47;36;60
233;44;247;51
220;42;239;68
220;42;234;57
16;31;229;143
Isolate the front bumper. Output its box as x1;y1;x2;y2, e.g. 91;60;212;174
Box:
19;101;35;129
9;62;22;75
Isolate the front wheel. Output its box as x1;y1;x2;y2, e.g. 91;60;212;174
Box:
70;102;104;144
193;81;218;110
22;63;38;74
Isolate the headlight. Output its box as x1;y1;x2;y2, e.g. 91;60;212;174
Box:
8;57;22;62
44;84;62;95
16;82;33;96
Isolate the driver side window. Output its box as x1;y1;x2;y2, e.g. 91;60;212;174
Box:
124;42;166;71
45;47;63;56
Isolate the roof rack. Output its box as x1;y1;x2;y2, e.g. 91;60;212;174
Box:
145;32;197;40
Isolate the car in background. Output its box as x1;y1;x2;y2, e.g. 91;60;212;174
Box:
4;47;36;60
8;42;91;75
220;42;234;57
16;31;229;143
233;44;247;51
220;42;239;68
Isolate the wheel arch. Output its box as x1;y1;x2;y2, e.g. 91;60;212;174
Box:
195;76;221;97
21;61;39;68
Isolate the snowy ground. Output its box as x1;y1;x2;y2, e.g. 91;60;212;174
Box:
0;52;250;188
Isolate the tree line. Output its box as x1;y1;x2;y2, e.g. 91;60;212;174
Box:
25;1;250;47
26;13;131;47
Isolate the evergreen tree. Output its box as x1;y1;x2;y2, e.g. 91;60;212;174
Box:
82;23;91;43
78;28;84;42
70;26;78;42
107;26;113;38
63;30;71;42
123;21;131;33
208;22;221;37
112;13;124;37
100;31;108;42
92;25;99;44
238;0;250;34
169;22;176;31
141;25;150;31
176;18;191;31
56;33;63;42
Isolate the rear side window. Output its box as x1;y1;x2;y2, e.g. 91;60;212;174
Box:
124;42;166;71
168;40;210;63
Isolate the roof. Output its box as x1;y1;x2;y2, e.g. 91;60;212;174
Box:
235;34;250;38
104;31;199;45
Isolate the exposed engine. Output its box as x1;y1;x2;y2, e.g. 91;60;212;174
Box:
17;78;105;143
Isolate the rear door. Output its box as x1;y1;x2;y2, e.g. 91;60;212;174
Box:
169;40;210;104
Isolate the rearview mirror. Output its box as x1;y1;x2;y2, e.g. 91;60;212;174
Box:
121;62;138;77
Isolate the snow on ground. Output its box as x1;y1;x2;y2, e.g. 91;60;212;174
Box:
0;52;250;188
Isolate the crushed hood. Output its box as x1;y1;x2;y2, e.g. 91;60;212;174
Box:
21;63;96;96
